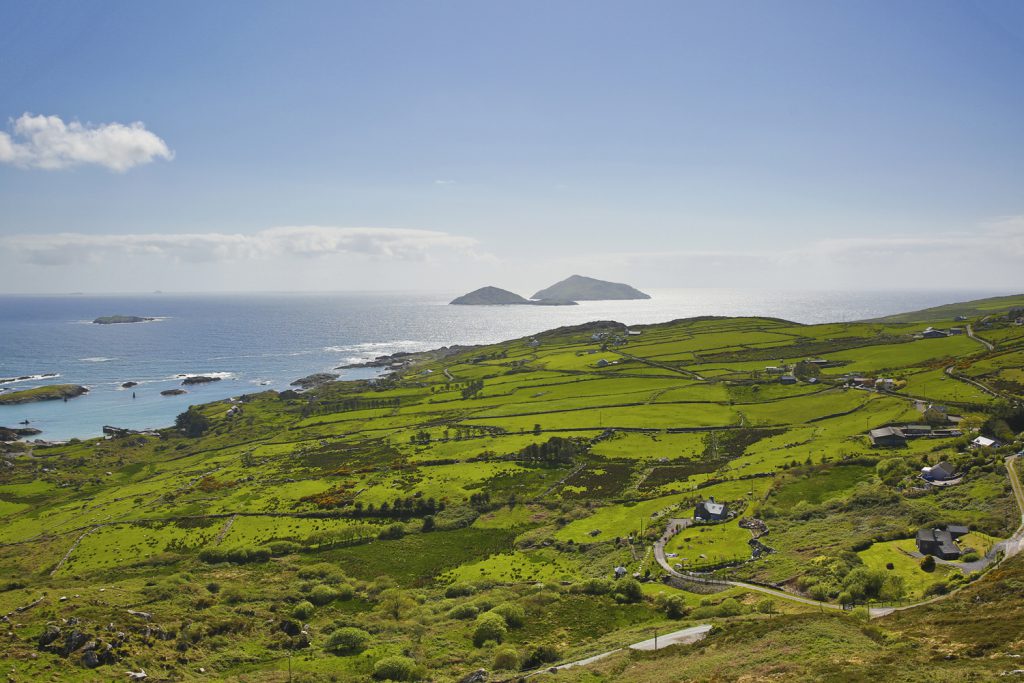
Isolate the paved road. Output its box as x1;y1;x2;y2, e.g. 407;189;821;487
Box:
967;323;995;351
550;624;713;672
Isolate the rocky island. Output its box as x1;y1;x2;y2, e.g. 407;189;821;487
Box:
92;315;156;325
0;384;89;405
289;373;339;390
449;286;577;306
531;274;650;301
181;376;221;386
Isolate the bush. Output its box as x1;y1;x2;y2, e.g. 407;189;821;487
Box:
473;612;508;647
574;578;614;595
205;582;220;594
665;595;688;619
268;541;302;556
754;598;775;614
327;627;371;655
612;578;644;604
445;583;475;598
920;555;936;572
378;523;406;540
490;602;525;628
308;584;339;605
291;600;315;620
421;515;436;532
522;644;560;670
717;597;743;617
493;644;521;671
961;551;980;562
447;603;479;620
198;546;271;564
850;606;870;622
372;655;417;681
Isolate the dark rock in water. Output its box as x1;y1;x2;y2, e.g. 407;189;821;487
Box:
160;389;187;396
181;376;221;386
92;315;155;325
289;373;339;390
450;286;532;305
531;274;650;301
1;426;42;440
121;381;138;389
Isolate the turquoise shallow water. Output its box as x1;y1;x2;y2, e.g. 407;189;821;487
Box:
0;288;1003;441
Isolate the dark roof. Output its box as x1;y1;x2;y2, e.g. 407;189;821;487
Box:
947;525;970;537
916;528;959;557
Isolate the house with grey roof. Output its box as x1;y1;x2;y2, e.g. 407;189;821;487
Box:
694;497;729;522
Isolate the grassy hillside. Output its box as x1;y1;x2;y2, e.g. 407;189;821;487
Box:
1;302;1023;680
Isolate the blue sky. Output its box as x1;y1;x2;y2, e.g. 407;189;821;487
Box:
1;1;1022;293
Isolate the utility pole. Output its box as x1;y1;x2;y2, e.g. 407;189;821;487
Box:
653;628;658;651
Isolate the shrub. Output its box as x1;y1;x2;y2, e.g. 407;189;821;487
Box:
493;645;520;671
665;595;688;619
308;584;339;605
378;523;406;540
850;606;870;622
522;644;560;670
717;597;743;617
291;600;315;620
421;515;436;532
754;598;775;614
574;578;613;595
473;612;508;647
961;551;980;562
372;655;417;681
327;627;371;655
205;582;220;593
198;546;271;564
447;603;479;620
445;583;475;598
920;555;936;572
924;580;949;596
268;541;302;556
490;602;525;628
336;583;355;601
612;579;644;604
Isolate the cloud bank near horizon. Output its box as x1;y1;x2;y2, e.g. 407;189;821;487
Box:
0;113;173;171
0;226;484;266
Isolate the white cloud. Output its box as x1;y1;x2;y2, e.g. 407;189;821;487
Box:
0;226;484;266
548;218;1024;289
434;179;457;185
0;113;173;171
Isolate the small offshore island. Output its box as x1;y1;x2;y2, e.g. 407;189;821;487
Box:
92;315;156;325
0;384;88;405
450;275;649;306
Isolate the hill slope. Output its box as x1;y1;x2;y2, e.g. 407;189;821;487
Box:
449;286;531;305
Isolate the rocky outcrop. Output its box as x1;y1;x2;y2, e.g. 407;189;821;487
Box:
289;373;339;389
531;274;650;301
160;389;187;396
92;315;155;324
181;376;221;386
121;381;138;389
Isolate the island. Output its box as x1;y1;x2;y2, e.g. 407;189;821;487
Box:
531;274;650;301
449;286;577;306
92;315;156;325
181;376;222;386
160;389;187;396
0;384;88;405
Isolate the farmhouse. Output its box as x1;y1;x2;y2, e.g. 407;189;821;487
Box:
875;378;896;390
915;526;967;560
921;327;949;339
779;375;797;385
868;426;906;447
971;435;999;449
921;460;957;482
694;497;729;522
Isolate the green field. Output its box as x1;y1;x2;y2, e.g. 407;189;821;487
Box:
1;295;1022;680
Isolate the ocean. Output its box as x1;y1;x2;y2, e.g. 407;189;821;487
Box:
0;289;1004;441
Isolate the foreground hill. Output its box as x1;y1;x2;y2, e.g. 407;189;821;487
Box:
531;274;651;300
0;295;1022;680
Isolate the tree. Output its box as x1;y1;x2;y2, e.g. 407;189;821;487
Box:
755;598;775;615
326;627;371;654
920;555;936;572
665;595;688;619
421;515;436;532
